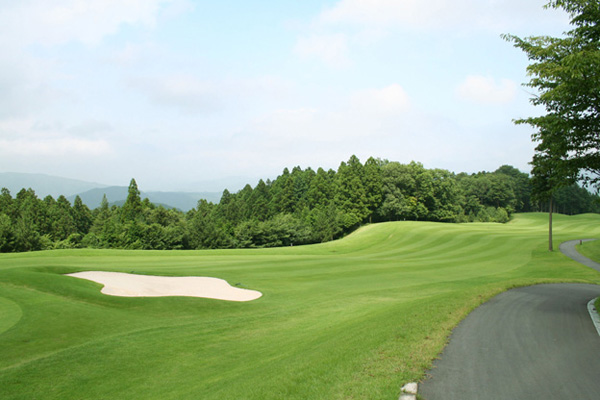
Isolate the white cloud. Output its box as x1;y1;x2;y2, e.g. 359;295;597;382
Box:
128;72;295;116
249;83;411;146
128;75;222;114
240;76;295;101
294;33;350;68
350;84;411;116
108;42;160;66
319;0;458;28
0;118;112;158
0;137;111;157
236;79;529;177
67;120;114;137
0;0;175;47
0;0;180;125
252;107;334;142
0;52;59;118
297;0;569;72
317;0;569;33
456;75;517;104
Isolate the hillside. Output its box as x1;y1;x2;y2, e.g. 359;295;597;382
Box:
0;172;108;198
0;172;221;211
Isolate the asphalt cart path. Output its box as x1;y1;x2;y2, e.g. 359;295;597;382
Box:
419;241;600;400
560;239;600;273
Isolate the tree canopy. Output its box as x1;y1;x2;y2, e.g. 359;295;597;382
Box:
504;0;600;249
504;0;600;192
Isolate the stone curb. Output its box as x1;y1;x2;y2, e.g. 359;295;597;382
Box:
587;297;600;337
399;382;417;400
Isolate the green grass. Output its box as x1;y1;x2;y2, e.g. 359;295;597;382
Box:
1;213;600;399
577;238;600;263
577;239;600;311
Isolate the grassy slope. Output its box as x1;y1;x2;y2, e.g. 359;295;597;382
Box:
576;239;600;311
1;213;599;400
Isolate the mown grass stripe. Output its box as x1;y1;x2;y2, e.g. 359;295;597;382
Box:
0;297;22;335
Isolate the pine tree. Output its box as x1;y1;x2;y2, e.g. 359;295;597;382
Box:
121;179;143;223
72;195;93;235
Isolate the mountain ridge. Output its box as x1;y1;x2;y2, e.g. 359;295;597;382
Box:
68;186;221;211
0;172;108;198
0;172;222;211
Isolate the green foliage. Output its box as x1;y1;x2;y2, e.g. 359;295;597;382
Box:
1;156;600;252
505;0;600;251
0;214;15;252
505;0;600;192
188;200;231;249
495;165;533;211
121;178;143;223
234;213;310;248
305;203;343;242
541;183;600;214
72;195;93;235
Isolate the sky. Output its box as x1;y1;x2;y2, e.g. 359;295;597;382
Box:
0;0;573;192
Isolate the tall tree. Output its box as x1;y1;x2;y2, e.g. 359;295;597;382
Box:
0;188;13;218
495;165;532;212
305;168;334;209
377;162;426;221
334;156;368;229
273;169;295;214
0;213;14;252
121;179;143;223
72;195;93;235
91;194;111;234
530;151;572;250
505;1;600;185
248;179;271;221
504;0;600;249
51;195;76;241
363;157;383;223
13;189;42;251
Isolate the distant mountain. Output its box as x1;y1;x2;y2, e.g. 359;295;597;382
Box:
1;172;222;211
0;172;108;198
144;191;222;211
68;187;222;211
66;186;128;208
182;176;264;193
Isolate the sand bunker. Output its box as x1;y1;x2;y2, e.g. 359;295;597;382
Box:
66;271;262;302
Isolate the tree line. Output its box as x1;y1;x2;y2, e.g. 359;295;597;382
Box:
1;156;599;252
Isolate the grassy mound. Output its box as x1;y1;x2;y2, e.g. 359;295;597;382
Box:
1;213;599;399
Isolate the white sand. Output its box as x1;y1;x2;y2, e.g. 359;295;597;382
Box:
66;271;262;302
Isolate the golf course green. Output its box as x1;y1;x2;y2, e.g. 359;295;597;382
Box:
1;213;600;399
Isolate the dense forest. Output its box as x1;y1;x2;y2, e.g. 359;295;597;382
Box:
1;156;599;252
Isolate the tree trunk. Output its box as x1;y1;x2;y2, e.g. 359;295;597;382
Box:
548;197;553;252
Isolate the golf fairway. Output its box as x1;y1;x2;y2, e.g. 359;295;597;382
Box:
1;213;600;399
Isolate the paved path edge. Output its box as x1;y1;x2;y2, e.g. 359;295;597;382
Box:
560;238;600;337
587;298;600;337
416;238;600;399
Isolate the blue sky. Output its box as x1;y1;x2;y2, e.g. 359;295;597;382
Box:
0;0;571;191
